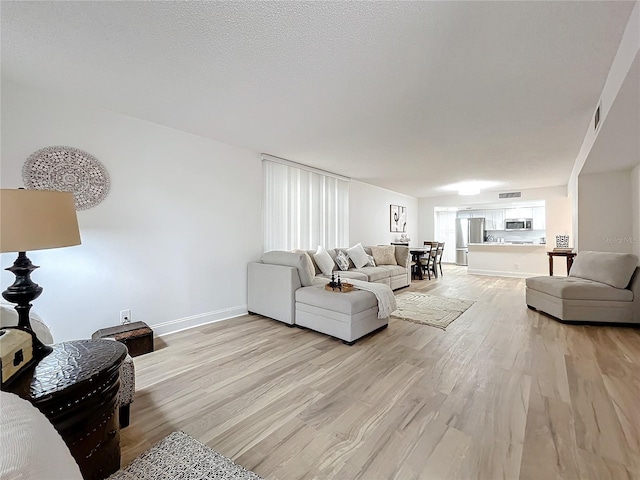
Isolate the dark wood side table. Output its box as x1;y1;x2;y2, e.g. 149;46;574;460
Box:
547;251;577;276
3;339;127;479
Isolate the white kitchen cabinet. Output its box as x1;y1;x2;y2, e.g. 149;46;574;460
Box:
470;210;486;219
505;207;533;219
457;211;472;219
532;206;546;230
489;209;505;230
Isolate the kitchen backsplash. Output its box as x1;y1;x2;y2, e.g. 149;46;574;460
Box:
485;229;546;244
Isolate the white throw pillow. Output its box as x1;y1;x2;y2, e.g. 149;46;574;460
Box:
347;243;369;269
335;250;350;271
313;246;335;276
366;254;376;267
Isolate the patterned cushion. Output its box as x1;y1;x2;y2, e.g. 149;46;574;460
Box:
371;246;397;266
117;355;136;406
366;254;376;267
335;251;350;271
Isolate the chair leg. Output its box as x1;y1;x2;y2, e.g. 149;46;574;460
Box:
439;263;443;276
119;404;131;428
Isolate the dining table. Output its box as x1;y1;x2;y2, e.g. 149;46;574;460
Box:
409;247;431;280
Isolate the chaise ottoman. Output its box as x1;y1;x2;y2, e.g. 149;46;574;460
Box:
295;285;388;345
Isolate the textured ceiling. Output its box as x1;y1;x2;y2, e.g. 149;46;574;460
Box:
1;1;635;197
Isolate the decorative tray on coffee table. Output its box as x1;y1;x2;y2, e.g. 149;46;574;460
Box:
325;282;355;293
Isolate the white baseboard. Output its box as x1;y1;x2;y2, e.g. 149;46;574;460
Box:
467;269;542;279
151;305;248;337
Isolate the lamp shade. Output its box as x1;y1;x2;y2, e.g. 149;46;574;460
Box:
0;189;81;253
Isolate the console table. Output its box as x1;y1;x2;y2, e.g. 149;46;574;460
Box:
547;251;577;276
4;339;127;479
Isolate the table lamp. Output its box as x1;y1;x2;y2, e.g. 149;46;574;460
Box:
1;189;81;356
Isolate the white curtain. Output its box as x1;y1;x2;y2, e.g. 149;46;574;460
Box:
435;211;457;263
263;158;349;252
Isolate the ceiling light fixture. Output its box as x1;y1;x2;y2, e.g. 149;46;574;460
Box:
458;187;481;196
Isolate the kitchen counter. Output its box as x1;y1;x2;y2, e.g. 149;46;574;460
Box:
468;243;546;247
468;243;547;277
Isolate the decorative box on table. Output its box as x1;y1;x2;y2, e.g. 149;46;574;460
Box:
92;321;154;357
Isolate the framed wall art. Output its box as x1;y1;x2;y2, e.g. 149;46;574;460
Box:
390;205;406;233
23;146;110;210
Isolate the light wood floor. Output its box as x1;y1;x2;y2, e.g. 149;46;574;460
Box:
121;266;640;479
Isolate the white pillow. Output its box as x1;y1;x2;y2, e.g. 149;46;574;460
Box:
0;391;83;479
313;246;335;276
347;243;369;269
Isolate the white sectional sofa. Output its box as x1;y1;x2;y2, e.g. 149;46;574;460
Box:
526;251;639;325
247;245;409;343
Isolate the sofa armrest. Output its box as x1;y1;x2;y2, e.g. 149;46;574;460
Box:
247;262;301;325
630;266;640;322
394;245;410;268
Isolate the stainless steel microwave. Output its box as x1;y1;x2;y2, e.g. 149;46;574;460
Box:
505;218;533;231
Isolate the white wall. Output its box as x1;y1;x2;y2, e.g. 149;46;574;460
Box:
632;164;640;257
418;185;572;247
349;180;418;246
1;82;263;341
578;170;633;253
569;3;640;248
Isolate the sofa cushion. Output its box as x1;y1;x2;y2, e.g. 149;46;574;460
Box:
296;286;378;314
526;276;633;302
569;251;639;289
313;246;335;276
371;246;397;266
350;266;395;283
347;243;369;269
262;250;315;287
317;271;369;282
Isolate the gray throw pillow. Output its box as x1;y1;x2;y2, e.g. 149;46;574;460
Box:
262;250;316;287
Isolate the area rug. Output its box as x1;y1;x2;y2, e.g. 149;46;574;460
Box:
108;431;263;480
391;292;474;330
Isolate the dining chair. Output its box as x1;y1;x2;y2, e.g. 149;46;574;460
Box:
436;242;445;276
420;242;437;280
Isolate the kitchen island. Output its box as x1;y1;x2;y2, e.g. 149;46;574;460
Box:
468;243;548;278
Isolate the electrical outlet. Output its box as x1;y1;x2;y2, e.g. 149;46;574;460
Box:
514;263;520;270
120;309;131;324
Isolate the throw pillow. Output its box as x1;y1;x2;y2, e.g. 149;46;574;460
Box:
262;250;315;287
335;250;350;271
346;243;369;269
366;254;376;267
371;246;397;265
313;246;335;276
293;250;317;284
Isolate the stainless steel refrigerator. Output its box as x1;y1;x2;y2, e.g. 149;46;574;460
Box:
455;218;485;266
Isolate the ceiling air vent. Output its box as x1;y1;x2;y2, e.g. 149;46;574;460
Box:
499;192;522;199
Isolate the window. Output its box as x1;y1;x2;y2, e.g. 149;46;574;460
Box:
263;156;349;252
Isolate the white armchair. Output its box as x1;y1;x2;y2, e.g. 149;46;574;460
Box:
0;304;136;428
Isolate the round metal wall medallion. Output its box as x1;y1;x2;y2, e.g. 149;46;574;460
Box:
23;146;110;210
